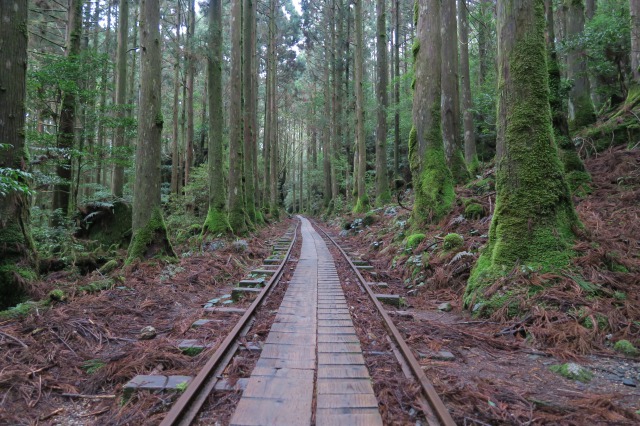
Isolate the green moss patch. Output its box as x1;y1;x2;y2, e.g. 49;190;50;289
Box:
613;340;639;357
406;233;426;250
464;203;485;220
443;233;464;250
549;363;593;383
127;207;176;264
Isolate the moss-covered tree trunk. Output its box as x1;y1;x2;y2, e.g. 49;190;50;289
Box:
0;0;37;309
128;0;175;263
185;0;195;188
203;0;231;235
410;0;454;224
170;6;181;196
268;0;279;219
464;0;580;311
228;0;249;234
53;0;82;218
458;0;478;172
353;0;370;213
565;0;595;130
375;0;391;205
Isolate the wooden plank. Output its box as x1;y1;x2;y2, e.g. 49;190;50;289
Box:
318;334;360;343
318;319;354;327
230;396;312;426
318;342;362;353
261;344;315;361
318;353;366;365
316;393;379;409
316;410;383;426
318;326;357;335
316;378;375;394
317;365;371;379
242;376;313;400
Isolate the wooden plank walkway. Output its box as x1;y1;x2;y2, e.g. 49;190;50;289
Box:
230;217;382;426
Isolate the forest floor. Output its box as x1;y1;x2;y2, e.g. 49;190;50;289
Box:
0;146;638;425
323;144;640;424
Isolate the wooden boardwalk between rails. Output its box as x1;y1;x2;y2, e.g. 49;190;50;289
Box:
230;217;383;426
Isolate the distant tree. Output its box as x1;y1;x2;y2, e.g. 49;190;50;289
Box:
375;0;391;205
631;0;640;82
202;0;230;235
0;0;37;308
410;0;454;223
441;0;468;182
458;0;478;172
465;0;579;310
565;0;596;129
228;0;249;233
112;0;129;197
353;0;370;213
243;0;258;224
128;0;175;262
53;0;82;218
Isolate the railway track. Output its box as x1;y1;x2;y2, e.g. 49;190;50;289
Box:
158;216;454;425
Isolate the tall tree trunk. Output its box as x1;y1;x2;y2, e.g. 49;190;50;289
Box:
112;0;129;197
269;0;279;218
263;51;272;212
375;0;391;205
0;0;36;308
53;0;82;217
465;0;579;310
565;0;595;129
458;0;477;171
243;0;257;225
185;0;195;188
354;0;369;213
441;0;467;182
203;0;230;234
323;44;333;210
128;0;175;262
229;0;248;233
170;5;181;195
631;0;640;83
410;0;454;224
394;0;401;177
330;0;340;202
96;0;113;188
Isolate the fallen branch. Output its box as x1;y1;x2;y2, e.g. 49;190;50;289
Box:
60;393;116;399
39;408;64;421
0;330;28;348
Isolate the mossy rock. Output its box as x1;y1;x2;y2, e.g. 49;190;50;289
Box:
443;233;464;250
613;340;639;357
549;363;593;383
406;234;426;250
464;203;485;220
82;201;132;248
362;214;375;227
48;289;66;302
99;259;119;275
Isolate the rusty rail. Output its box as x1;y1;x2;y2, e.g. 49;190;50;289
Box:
160;221;300;426
315;222;456;426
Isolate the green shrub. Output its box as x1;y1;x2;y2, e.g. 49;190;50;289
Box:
406;233;426;250
613;340;639;356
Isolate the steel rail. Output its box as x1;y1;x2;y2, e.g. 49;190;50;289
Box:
160;221;300;426
315;221;456;426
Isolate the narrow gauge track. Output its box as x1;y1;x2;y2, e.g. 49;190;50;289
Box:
159;222;300;426
160;217;454;426
313;220;454;426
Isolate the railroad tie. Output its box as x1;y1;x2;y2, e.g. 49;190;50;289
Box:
229;217;383;426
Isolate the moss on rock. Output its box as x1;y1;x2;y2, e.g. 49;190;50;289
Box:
549;363;593;383
443;233;464;250
613;340;639;357
406;233;426;250
126;207;176;264
464;203;485;220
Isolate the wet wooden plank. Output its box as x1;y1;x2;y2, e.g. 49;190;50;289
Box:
316;378;375;394
316;393;379;409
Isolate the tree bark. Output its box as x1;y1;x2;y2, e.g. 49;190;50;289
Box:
410;0;454;223
203;0;231;234
458;0;477;170
228;0;248;233
565;0;595;129
128;0;175;262
243;0;257;224
441;0;467;182
53;0;82;217
185;0;195;187
376;0;391;205
170;5;181;195
353;0;369;213
323;39;333;210
111;0;129;197
0;0;36;308
631;0;640;82
269;0;279;218
394;0;401;177
465;0;579;310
